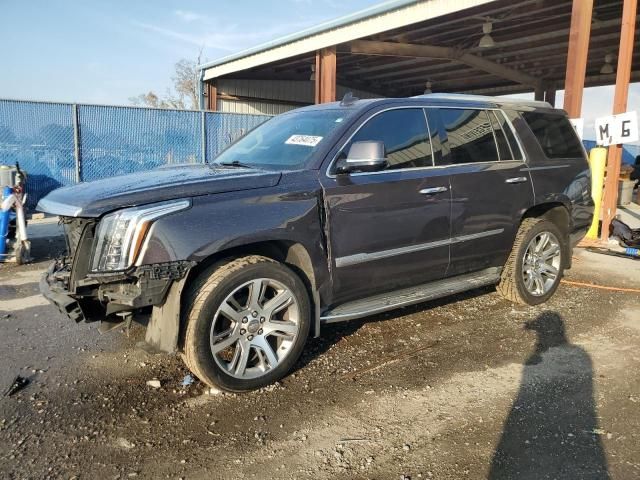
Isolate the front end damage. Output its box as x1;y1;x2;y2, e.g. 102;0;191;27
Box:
41;216;194;350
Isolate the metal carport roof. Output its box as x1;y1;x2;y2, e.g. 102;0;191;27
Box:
200;0;639;98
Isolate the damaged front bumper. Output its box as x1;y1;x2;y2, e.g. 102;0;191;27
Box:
40;258;194;325
40;262;86;322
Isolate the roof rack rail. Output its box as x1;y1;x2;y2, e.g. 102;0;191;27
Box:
412;93;552;109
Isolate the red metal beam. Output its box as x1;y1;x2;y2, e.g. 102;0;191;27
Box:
206;82;217;111
315;47;337;104
600;0;637;241
562;0;593;118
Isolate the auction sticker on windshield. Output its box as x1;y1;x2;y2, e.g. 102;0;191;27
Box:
285;135;323;147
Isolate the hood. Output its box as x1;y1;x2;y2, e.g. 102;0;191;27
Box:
37;164;281;217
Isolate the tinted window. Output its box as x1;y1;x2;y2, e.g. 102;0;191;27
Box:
522;111;584;159
489;110;523;160
347;108;432;170
439;109;499;164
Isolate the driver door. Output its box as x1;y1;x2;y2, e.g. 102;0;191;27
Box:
320;107;452;305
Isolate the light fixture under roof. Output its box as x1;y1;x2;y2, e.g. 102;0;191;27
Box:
600;53;615;74
310;64;316;81
479;21;495;48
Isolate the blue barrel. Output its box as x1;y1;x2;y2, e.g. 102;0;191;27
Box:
0;186;12;259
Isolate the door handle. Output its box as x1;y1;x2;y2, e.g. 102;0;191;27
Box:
505;176;528;184
419;186;448;195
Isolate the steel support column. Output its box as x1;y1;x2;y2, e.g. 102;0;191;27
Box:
544;86;556;107
600;0;637;241
534;87;544;102
562;0;593;118
315;47;336;104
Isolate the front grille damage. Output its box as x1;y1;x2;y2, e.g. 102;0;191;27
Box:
60;216;94;262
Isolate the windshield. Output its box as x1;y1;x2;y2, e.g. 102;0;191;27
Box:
213;109;350;171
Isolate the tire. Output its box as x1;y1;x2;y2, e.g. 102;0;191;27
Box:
182;255;311;392
497;217;566;306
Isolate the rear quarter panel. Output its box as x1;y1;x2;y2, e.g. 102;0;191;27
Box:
508;110;594;234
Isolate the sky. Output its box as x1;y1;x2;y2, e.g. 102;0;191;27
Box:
0;0;638;144
0;0;377;105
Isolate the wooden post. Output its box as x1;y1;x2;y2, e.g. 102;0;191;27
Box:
600;0;637;241
562;0;593;118
206;82;218;111
315;47;336;104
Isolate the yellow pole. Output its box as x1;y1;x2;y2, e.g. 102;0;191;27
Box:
586;147;607;239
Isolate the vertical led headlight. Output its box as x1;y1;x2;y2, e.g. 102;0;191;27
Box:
91;200;190;272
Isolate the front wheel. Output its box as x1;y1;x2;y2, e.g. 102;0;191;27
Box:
182;255;311;392
497;218;565;306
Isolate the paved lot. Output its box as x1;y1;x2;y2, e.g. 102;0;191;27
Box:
0;220;639;479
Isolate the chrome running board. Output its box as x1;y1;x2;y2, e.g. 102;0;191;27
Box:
320;267;501;323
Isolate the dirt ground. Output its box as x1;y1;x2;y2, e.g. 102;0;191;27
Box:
0;223;639;480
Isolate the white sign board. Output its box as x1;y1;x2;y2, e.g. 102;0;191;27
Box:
569;118;584;140
594;111;639;146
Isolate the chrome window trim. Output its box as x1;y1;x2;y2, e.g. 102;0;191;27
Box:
485;109;502;162
335;228;505;268
422;108;437;166
520;164;570;172
496;109;527;163
489;110;516;161
325;105;527;179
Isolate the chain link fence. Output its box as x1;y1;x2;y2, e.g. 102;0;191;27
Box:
0;99;271;209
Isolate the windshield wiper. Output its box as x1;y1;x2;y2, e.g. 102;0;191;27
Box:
216;160;254;169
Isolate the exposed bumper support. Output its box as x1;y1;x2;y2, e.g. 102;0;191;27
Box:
40;265;86;323
40;260;194;345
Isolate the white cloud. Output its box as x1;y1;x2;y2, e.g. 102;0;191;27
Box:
174;10;205;23
132;16;318;54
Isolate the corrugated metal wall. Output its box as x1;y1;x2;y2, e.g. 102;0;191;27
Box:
216;79;380;115
218;99;295;115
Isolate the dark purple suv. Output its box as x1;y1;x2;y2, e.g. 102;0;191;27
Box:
38;94;593;391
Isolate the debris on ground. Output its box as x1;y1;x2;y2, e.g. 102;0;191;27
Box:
115;437;135;450
609;217;640;248
3;375;30;397
146;379;161;389
181;374;194;387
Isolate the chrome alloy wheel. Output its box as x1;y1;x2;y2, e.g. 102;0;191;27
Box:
522;231;562;296
210;278;300;379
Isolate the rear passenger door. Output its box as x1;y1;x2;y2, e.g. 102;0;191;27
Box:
428;107;534;276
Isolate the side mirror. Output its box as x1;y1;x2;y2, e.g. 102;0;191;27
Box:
336;141;387;174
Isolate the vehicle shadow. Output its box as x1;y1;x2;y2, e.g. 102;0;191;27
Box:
488;311;610;480
293;285;495;374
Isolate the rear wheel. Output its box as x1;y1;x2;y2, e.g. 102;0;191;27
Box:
182;255;311;392
497;218;565;305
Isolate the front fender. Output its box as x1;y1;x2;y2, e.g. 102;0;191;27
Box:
137;182;328;291
138;179;329;353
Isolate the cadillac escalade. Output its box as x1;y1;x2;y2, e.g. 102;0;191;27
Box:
38;94;593;392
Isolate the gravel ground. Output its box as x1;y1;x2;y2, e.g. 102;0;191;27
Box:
0;226;639;479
